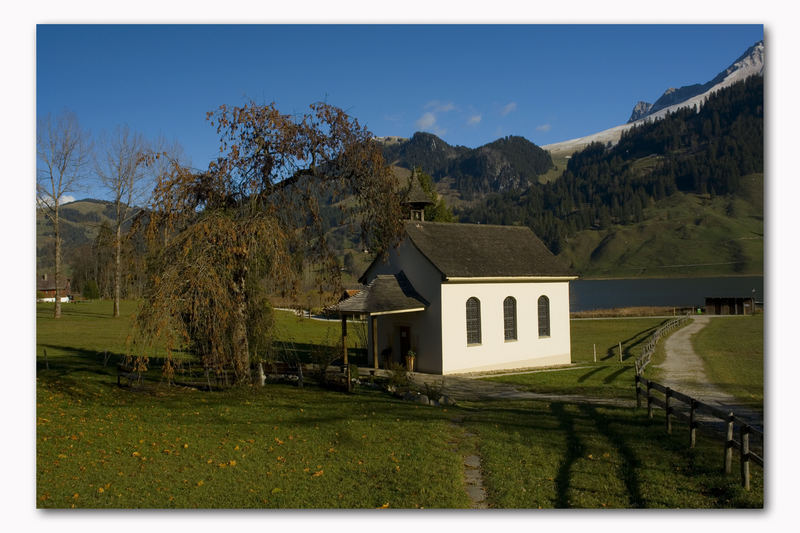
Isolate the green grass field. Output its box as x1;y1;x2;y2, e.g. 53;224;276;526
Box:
36;301;763;508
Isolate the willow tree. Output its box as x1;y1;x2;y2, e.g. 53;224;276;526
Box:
131;102;404;384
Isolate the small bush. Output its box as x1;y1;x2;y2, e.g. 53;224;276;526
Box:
82;280;100;300
387;362;410;389
310;342;340;385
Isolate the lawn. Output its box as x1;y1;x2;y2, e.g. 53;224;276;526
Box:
37;301;366;365
37;377;468;508
465;398;762;508
483;318;667;399
36;301;763;508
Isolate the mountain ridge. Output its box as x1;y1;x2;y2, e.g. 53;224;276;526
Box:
544;40;763;157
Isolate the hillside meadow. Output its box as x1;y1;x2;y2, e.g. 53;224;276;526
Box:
559;174;763;278
35;301;763;508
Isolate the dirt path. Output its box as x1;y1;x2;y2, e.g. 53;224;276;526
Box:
654;316;762;427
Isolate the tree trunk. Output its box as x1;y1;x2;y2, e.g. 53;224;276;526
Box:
113;221;121;317
258;362;266;386
231;272;251;384
53;202;62;319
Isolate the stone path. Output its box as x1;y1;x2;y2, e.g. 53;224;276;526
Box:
446;415;489;509
408;371;632;408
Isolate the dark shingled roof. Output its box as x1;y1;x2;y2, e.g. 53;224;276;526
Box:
335;271;428;315
36;277;70;292
404;179;435;207
403;221;574;278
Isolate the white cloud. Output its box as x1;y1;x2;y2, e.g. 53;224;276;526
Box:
500;102;517;116
536;124;552;132
36;193;77;209
416;112;437;130
425;100;455;113
467;114;482;126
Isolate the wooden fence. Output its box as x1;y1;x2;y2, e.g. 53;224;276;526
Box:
635;375;763;490
634;315;691;375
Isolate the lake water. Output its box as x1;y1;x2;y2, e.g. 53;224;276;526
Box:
569;276;764;312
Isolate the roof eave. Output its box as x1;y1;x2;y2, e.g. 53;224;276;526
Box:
444;275;579;283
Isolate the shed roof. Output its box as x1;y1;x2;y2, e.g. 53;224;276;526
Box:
335;271;428;315
402;221;573;279
36;277;70;292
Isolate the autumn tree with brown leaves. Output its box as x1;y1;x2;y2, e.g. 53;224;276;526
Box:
131;102;404;384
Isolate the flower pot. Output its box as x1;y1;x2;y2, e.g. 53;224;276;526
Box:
405;355;415;372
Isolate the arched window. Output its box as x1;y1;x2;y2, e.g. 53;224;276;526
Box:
538;295;550;337
503;296;517;341
466;297;481;345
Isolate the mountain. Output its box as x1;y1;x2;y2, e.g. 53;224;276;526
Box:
628;40;764;123
544;40;764;157
456;74;763;278
36;199;148;295
377;132;554;201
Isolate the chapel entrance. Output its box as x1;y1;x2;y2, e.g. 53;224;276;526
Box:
399;326;411;367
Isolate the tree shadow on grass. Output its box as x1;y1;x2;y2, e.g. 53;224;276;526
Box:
577;366;607;383
601;321;666;362
37;344;121;377
578;404;645;508
550;402;585;508
603;365;633;384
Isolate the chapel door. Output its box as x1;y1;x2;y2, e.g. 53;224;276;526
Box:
399;326;411;366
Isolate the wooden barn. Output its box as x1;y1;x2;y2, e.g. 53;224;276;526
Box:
36;274;71;303
704;296;755;315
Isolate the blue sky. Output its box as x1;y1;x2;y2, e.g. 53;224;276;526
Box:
36;24;763;199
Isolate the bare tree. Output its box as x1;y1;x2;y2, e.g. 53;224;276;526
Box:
36;111;91;318
94;125;150;317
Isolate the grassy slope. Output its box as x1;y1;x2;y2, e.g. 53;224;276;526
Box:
559;173;763;278
36;302;763;508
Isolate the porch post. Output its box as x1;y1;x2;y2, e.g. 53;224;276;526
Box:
372;314;379;371
341;314;348;366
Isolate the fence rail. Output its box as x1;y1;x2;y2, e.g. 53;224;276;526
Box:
635;375;763;490
634;315;691;375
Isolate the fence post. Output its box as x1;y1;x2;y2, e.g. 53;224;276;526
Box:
741;425;751;490
619;341;623;363
647;381;653;419
635;375;641;409
593;344;596;363
665;387;672;434
724;412;735;475
689;399;697;448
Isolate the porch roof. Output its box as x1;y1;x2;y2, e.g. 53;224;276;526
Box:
334;271;428;316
